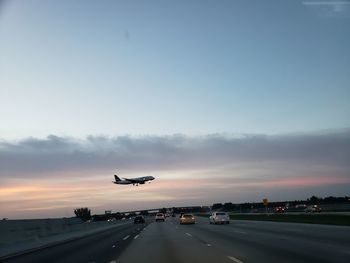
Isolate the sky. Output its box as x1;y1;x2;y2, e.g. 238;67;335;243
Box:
0;0;349;219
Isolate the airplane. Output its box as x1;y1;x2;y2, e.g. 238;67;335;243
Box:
112;174;155;186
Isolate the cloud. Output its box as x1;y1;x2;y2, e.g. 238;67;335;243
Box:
0;130;349;178
1;129;349;218
303;0;350;17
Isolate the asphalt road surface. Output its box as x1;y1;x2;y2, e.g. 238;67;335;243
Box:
3;216;350;263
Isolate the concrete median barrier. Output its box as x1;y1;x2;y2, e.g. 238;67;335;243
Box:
0;218;130;259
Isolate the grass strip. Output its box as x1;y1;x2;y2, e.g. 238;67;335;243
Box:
195;213;350;226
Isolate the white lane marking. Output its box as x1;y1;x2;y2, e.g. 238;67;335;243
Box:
112;244;116;248
206;243;212;247
227;256;244;263
110;261;117;263
185;232;192;237
233;230;246;234
123;235;130;240
134;234;139;240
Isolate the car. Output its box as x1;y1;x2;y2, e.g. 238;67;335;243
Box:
305;205;321;213
180;214;195;224
209;212;230;224
275;206;285;213
155;213;165;222
134;215;145;224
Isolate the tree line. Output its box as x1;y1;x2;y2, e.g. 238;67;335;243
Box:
211;195;350;212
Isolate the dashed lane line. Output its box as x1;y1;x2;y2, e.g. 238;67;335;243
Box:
134;234;139;240
185;232;192;237
123;235;130;240
227;256;244;263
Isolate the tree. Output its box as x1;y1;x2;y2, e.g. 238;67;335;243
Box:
223;202;235;211
173;207;180;213
74;207;91;221
212;203;223;210
308;196;319;204
159;208;167;214
140;210;149;216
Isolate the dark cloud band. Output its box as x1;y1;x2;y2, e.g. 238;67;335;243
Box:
0;130;349;178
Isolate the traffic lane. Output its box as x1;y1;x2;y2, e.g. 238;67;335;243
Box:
228;218;350;245
194;217;350;262
118;219;236;263
188;217;350;263
2;220;150;263
197;216;350;246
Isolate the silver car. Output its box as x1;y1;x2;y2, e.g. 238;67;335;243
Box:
155;213;165;222
209;212;230;224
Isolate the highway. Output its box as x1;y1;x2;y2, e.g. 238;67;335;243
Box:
3;216;350;263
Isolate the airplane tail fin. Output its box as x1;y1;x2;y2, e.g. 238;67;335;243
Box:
114;175;121;182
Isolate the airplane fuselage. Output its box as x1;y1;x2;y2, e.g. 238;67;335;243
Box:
113;175;155;186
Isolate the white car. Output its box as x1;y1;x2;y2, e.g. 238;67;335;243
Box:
155;213;165;222
305;205;321;213
209;212;230;224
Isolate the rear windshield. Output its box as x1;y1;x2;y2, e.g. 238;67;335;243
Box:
183;214;193;218
156;213;163;216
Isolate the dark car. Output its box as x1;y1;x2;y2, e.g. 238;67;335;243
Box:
275;206;285;213
134;215;145;224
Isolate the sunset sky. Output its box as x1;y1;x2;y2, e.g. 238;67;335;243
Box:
0;0;349;219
